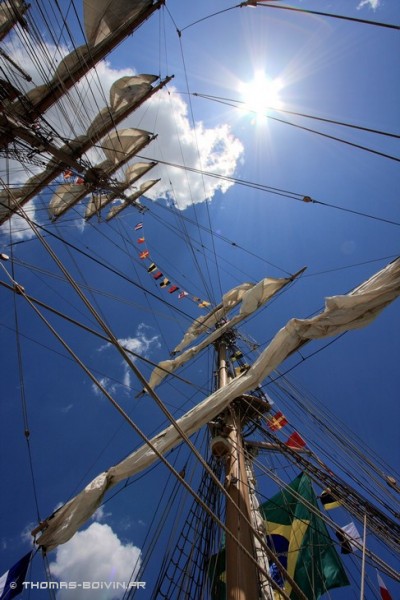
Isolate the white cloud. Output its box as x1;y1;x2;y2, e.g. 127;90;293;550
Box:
357;0;380;9
50;522;141;600
91;376;117;398
92;324;160;395
117;324;161;390
128;90;244;210
118;323;161;357
21;522;36;547
92;505;111;522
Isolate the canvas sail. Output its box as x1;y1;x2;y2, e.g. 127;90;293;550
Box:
36;257;400;551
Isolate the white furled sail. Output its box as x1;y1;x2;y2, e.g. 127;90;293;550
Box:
106;179;160;221
173;282;255;354
84;0;153;47
84;162;157;220
148;276;291;390
0;187;24;221
110;75;158;111
102;129;152;164
49;184;89;220
36;257;400;552
0;0;28;41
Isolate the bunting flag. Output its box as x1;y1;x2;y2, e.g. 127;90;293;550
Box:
335;522;362;554
377;573;393;600
268;411;288;431
0;551;32;600
320;489;341;510
134;222;210;309
198;300;211;308
63;169;73;179
260;472;349;599
75;176;85;184
285;431;306;449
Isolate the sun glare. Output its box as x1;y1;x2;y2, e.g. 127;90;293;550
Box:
239;71;283;118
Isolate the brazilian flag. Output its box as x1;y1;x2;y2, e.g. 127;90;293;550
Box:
207;547;226;600
260;473;349;599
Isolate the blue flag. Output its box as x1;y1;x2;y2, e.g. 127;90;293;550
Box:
0;552;32;599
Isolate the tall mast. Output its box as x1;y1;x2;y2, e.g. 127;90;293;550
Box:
211;338;267;600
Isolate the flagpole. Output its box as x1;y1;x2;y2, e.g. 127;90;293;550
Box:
360;512;367;600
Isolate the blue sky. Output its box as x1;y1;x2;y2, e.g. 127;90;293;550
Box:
0;0;399;598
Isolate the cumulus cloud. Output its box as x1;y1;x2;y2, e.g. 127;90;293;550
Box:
357;0;380;9
92;505;111;522
128;90;244;210
117;324;161;389
92;324;160;395
50;522;141;600
91;376;118;398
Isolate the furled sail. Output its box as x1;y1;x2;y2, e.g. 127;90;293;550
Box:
106;178;160;221
84;0;153;48
0;187;24;221
0;0;28;42
48;130;155;220
110;75;158;111
173;282;255;354
102;129;152;164
5;1;161;122
87;74;162;141
49;184;90;220
36;257;400;552
85;162;157;220
148;276;292;390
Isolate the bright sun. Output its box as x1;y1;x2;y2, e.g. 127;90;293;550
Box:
239;71;283;117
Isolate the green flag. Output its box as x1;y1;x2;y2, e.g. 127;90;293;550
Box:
260;472;349;599
207;547;226;600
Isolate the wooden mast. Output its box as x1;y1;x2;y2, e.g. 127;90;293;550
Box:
215;340;260;600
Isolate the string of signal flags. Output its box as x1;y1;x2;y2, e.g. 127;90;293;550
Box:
133;222;211;309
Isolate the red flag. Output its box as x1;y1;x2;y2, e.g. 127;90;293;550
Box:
377;573;393;600
139;250;149;259
75;176;85;185
153;271;163;280
268;411;288;431
286;431;306;449
168;285;179;294
63;169;73;179
137;237;145;244
134;223;143;230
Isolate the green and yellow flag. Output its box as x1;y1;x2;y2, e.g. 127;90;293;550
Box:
207;547;226;600
260;472;349;599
